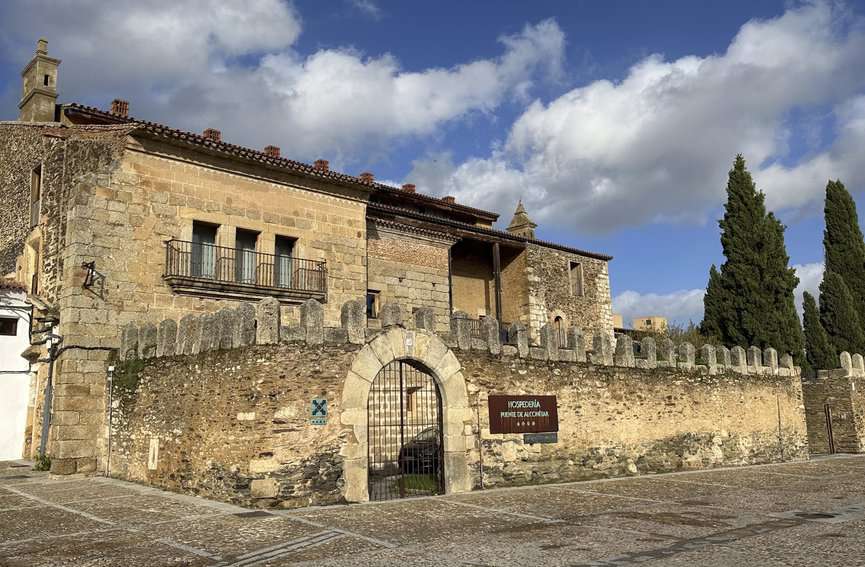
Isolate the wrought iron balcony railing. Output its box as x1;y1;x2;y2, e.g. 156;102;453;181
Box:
163;239;327;302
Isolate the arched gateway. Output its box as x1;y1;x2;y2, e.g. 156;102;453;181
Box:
340;327;473;502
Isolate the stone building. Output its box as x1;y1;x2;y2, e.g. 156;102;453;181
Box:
0;40;613;474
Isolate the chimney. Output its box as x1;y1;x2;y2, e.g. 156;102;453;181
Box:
401;183;416;193
202;128;221;142
264;145;280;158
442;196;456;204
359;171;375;184
110;99;129;118
313;159;329;172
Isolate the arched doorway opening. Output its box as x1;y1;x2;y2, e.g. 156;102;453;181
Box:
367;359;444;501
554;315;566;348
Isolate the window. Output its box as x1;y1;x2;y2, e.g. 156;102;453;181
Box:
274;235;296;288
43;74;50;86
366;290;380;319
191;221;218;278
554;316;567;348
234;229;259;284
30;166;41;228
569;261;584;297
0;317;17;336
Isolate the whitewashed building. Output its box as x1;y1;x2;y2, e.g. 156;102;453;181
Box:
0;281;32;460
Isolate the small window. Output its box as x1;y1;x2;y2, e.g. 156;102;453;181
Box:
366;290;380;319
569;261;584;296
0;317;17;336
43;74;50;86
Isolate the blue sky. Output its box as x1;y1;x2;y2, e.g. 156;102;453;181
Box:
2;0;864;325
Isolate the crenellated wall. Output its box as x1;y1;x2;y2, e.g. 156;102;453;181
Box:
105;297;809;508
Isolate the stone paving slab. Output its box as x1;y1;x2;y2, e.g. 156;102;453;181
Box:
1;456;865;566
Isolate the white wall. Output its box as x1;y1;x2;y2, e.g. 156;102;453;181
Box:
0;290;31;460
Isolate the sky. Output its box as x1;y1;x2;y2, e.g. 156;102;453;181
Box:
2;0;864;326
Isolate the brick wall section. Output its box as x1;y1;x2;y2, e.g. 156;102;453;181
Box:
110;337;808;508
366;222;452;332
802;375;862;454
525;244;613;341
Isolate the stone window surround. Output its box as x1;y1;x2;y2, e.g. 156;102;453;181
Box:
340;327;473;502
568;260;584;297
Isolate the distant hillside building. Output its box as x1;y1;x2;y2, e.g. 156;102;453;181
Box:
633;316;668;333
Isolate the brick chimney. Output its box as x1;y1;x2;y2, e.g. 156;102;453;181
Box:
401;183;416;193
313;159;329;172
202;128;221;142
110;99;129;118
264;145;280;158
442;196;455;204
359;171;375;184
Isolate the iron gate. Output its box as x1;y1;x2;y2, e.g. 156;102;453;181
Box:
367;360;444;501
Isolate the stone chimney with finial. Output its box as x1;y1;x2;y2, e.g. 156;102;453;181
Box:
19;38;61;122
506;200;538;239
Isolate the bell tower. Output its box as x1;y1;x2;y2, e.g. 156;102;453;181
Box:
19;38;61;122
506;200;538;239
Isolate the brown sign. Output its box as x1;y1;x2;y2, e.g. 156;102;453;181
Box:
488;395;558;434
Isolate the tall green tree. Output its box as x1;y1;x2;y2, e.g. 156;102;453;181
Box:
700;155;804;362
823;179;865;320
802;291;836;371
819;270;865;355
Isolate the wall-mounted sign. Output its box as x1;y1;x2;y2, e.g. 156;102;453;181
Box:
488;395;558;434
311;398;327;425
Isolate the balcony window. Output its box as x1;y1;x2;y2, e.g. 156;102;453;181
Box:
274;235;296;289
164;237;326;302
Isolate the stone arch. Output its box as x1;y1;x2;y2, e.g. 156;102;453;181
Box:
340;327;473;502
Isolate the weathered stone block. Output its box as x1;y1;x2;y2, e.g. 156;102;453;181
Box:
779;353;794;370
301;299;324;345
614;334;635;367
678;342;695;370
567;327;586;362
325;327;348;344
853;353;864;376
840;351;852;374
256;297;280;345
731;346;747;372
747;346;763;373
501;345;518;357
482;317;501;356
639;337;657;368
716;345;731;369
413;306;435;332
763;347;778;374
508;322;528;358
138;323;157;359
559;349;576;362
341;299;366;344
235;302;256;347
529;346;547;361
591;333;613;366
199;313;220;352
218;307;237;350
250;478;279;498
380;302;403;328
658;338;676;367
451;311;471;351
540;323;559;362
120;323;138;360
177;314;200;355
699;344;716;373
156;319;177;358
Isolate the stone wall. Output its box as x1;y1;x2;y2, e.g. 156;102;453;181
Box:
525;244;613;341
108;298;808;508
366;220;452;333
802;352;865;454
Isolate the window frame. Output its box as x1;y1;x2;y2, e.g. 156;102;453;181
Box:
0;317;18;336
366;290;381;319
569;260;584;297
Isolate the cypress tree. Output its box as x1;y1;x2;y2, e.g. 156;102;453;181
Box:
819;270;865;355
802;291;835;371
700;155;804;362
823;179;865;319
701;264;723;340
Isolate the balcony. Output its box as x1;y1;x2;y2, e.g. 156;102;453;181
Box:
163;239;327;303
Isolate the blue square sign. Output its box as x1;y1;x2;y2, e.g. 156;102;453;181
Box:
311;398;327;425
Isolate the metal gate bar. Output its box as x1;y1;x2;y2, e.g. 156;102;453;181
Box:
368;360;444;501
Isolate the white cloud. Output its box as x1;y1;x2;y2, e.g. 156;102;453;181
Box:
613;261;825;327
349;0;382;20
0;3;564;164
413;2;865;232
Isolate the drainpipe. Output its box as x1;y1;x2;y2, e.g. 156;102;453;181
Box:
38;333;62;458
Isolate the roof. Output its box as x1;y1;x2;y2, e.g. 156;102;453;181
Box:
369;202;613;261
62;103;498;222
60;103;609;260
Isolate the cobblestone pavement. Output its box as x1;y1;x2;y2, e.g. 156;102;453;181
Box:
2;455;865;566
